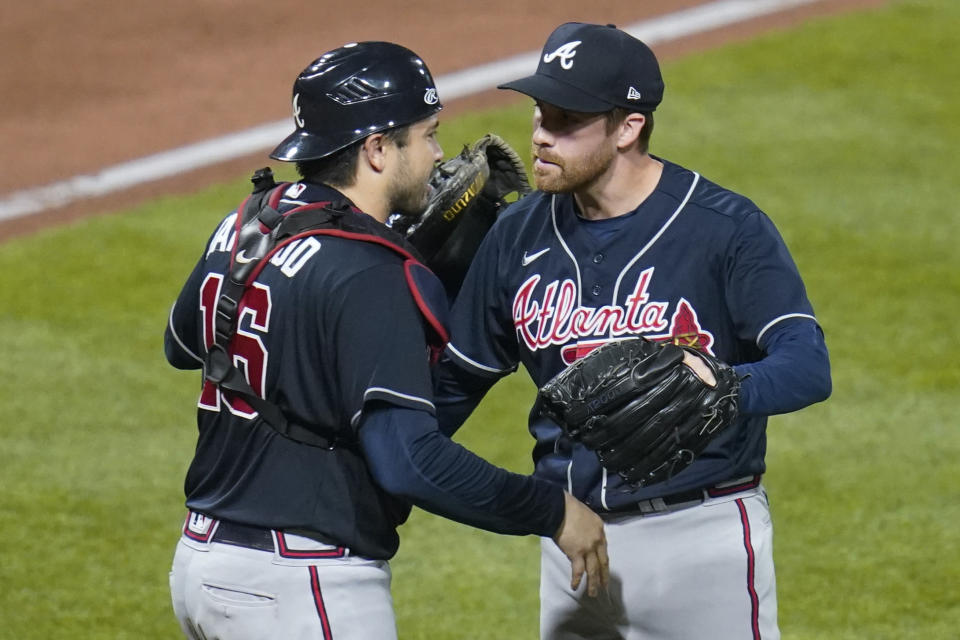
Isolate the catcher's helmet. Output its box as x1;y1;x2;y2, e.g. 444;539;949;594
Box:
270;42;443;161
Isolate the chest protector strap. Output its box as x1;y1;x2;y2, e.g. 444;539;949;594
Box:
203;168;445;448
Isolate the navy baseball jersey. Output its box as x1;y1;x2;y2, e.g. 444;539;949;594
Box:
442;157;822;511
165;182;446;559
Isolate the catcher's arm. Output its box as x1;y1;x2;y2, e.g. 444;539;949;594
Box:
401;133;530;298
553;492;609;596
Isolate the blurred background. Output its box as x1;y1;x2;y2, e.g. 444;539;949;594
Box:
2;1;957;638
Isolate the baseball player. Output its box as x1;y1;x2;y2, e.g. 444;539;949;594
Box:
163;41;607;640
434;23;832;639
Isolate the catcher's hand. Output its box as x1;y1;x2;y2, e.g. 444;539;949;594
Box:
397;133;531;297
538;337;742;487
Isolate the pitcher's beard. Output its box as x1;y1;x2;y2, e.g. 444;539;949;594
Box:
532;145;615;194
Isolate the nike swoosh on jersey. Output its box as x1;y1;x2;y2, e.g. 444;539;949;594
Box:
235;250;255;264
521;247;550;266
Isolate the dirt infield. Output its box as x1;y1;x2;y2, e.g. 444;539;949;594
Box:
0;0;886;240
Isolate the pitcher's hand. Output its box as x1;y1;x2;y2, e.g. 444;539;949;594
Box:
682;349;717;386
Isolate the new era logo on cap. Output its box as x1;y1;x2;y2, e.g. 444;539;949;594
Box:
498;22;664;113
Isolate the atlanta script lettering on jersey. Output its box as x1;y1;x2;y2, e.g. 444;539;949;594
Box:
513;267;669;348
512;266;716;363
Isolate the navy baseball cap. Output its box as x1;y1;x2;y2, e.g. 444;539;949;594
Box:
498;22;664;113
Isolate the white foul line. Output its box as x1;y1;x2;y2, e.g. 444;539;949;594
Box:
0;0;818;222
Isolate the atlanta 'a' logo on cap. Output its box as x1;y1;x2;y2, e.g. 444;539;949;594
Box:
543;41;582;70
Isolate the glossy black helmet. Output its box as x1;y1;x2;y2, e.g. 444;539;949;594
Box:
270;42;443;161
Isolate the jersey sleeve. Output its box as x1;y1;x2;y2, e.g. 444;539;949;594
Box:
724;210;818;344
734;318;831;416
164;213;238;370
164;254;207;370
445;226;521;378
433;353;498;437
359;404;564;537
333;262;438;426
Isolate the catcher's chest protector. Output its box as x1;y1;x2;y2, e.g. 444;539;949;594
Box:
205;170;449;446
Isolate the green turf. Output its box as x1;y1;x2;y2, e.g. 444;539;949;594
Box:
1;1;957;637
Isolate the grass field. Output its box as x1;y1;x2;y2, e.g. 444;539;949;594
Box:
1;1;957;638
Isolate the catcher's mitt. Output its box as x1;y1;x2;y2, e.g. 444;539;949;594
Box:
538;337;742;487
393;133;530;297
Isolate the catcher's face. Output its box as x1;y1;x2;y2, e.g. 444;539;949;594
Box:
531;103;617;194
388;115;443;217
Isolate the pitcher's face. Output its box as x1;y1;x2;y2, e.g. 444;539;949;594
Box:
531;103;617;194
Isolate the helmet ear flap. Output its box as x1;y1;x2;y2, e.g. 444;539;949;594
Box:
270;42;443;162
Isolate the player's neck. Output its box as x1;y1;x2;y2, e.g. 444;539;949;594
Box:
574;154;663;221
337;182;390;223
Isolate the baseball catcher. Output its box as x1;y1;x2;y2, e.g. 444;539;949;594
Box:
538;337;743;487
392;133;531;297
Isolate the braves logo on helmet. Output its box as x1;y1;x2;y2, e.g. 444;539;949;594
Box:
293;93;305;128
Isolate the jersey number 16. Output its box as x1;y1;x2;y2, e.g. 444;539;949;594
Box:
197;273;273;419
